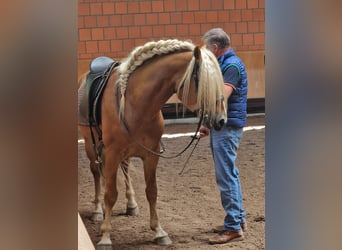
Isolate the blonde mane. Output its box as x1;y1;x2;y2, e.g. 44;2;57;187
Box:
177;47;224;116
118;39;195;117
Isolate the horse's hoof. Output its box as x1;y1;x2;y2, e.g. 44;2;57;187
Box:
126;206;139;216
97;239;112;250
92;212;104;222
96;244;112;250
154;235;172;246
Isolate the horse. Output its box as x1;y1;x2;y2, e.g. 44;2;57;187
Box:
78;39;227;249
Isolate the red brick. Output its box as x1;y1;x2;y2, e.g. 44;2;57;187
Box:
90;3;102;15
224;0;235;9
123;39;134;52
136;39;149;46
105;52;116;60
177;24;189;36
183;12;194;24
229;10;241;22
243;33;253;45
231;33;242;47
242;10;253;21
253;9;264;21
247;0;258;9
92;28;104;40
199;0;211;10
109;15;122;26
152;1;164;12
104;28;115;40
159;13;170;24
224;23;236;34
218;11;229;22
248;21;259;32
97;16;109;27
212;0;223;10
164;0;176;11
122;14;134;26
140;1;151;13
78;0;265;62
188;0;199;11
192;36;203;46
236;0;246;9
194;11;206;23
141;26;153;38
79;4;90;16
134;14;146;25
116;27;129;39
86;41;98;53
103;3;115;15
84;16;97;28
110;40;123;52
78;17;84;29
153;26;165;37
254;33;264;45
175;0;187;11
201;23;214;34
185;36;195;43
98;40;111;53
189;24;201;36
79;53;91;60
116;51;128;59
236;22;247;33
127;2;139;13
164;25;177;37
146;13;158;25
206;11;218;23
129;27;141;38
115;2;127;14
170;13;182;24
78;42;86;54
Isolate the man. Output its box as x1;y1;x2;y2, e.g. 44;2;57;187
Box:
200;28;248;244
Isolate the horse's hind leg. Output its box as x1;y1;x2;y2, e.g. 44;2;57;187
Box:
79;125;104;221
143;155;172;246
120;158;139;216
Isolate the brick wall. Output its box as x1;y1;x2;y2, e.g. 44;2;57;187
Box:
78;0;265;60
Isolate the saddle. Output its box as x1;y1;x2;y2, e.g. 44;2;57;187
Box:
86;56;120;131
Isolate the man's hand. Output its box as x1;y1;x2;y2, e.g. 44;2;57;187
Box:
199;125;210;138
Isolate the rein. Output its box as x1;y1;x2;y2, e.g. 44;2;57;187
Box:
134;110;204;159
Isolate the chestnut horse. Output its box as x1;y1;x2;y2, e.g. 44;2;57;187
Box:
78;39;227;248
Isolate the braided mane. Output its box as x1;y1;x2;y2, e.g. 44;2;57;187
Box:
118;39;195;117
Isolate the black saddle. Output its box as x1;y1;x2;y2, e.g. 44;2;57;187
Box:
86;56;120;133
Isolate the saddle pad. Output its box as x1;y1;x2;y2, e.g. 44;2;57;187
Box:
78;80;93;126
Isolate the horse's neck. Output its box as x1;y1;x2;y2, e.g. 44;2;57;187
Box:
124;52;192;125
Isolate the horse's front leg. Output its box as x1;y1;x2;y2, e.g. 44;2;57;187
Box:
90;160;104;221
120;158;139;216
97;152;120;249
143;154;172;246
80;125;104;221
